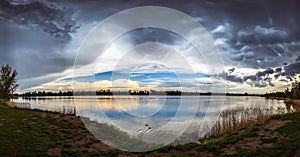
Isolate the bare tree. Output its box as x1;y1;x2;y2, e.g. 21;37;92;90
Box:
0;64;19;101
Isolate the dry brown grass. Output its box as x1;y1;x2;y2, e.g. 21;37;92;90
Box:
207;107;285;137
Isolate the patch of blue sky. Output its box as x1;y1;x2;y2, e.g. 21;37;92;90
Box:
62;71;208;84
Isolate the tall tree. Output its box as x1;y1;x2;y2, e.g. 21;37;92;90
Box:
0;64;19;100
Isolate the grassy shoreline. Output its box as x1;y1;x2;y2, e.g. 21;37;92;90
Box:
0;102;299;156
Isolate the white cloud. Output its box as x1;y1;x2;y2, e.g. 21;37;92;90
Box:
211;25;226;34
28;79;155;92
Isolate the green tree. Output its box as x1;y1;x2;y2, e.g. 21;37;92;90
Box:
0;64;19;101
292;83;300;99
285;88;289;97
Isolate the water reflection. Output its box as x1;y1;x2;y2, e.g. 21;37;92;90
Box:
12;96;295;147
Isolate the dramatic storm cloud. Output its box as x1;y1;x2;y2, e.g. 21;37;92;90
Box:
1;0;300;93
0;0;79;40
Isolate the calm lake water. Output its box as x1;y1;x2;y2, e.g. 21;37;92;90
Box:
12;95;294;150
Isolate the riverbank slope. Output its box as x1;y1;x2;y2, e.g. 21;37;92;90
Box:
0;102;299;156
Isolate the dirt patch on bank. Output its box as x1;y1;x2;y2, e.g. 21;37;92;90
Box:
263;120;290;131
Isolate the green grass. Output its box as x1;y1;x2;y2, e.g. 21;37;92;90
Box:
0;104;103;156
0;104;91;156
270;111;300;156
0;102;159;156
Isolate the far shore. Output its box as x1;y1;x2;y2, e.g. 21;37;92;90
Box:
15;91;266;97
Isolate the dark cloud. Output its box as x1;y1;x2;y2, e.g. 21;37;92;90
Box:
220;67;279;88
0;21;76;90
275;67;282;73
231;54;244;62
128;28;183;45
243;75;257;82
1;0;300;91
256;68;274;77
273;57;300;79
201;0;300;89
238;26;288;45
193;0;300;70
242;68;275;83
283;61;300;77
228;68;235;73
274;67;282;78
224;35;300;69
0;0;79;40
279;79;288;82
219;72;244;83
274;74;280;79
253;81;268;88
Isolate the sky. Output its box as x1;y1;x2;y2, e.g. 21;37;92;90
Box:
1;0;300;94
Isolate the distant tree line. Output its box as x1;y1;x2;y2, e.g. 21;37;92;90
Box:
21;91;73;96
20;90;181;96
265;81;300;99
199;92;263;96
19;89;266;97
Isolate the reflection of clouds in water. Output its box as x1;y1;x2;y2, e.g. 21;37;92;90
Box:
14;96;288;116
97;99;139;112
219;96;287;112
97;97;165;116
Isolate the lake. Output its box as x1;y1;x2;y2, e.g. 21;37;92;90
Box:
12;95;293;151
